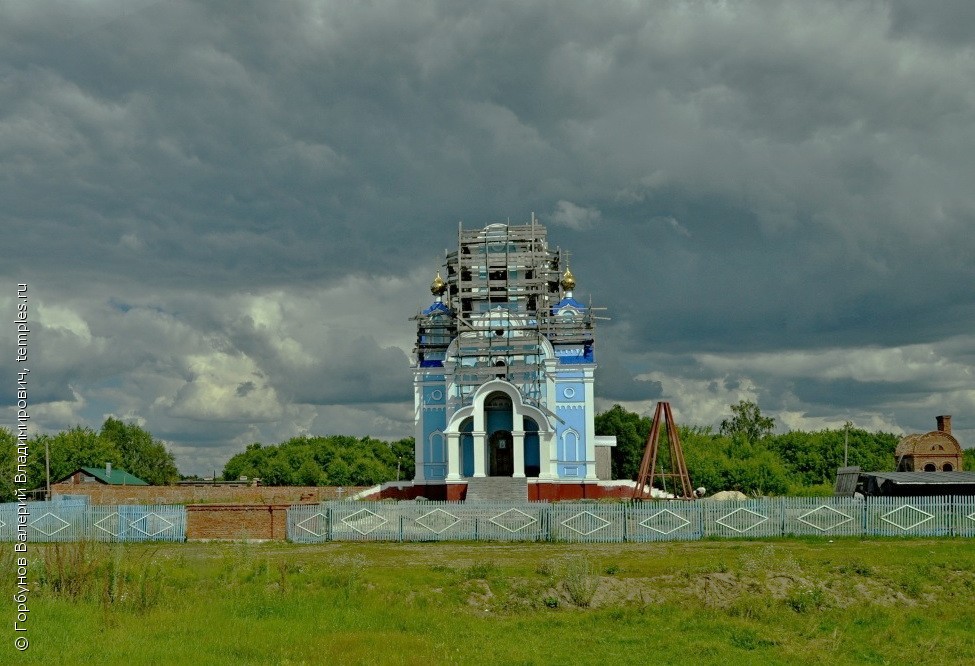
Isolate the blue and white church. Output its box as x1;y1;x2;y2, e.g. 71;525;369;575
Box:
401;218;617;501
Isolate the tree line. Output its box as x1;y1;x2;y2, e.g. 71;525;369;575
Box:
596;401;903;496
5;402;971;499
221;435;415;487
0;418;180;502
220;401;920;495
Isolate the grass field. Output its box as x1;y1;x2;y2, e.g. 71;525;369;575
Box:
8;537;975;665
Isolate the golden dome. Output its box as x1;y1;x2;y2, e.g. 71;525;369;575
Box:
430;272;446;296
560;267;576;291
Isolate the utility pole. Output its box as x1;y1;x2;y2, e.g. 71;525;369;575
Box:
844;421;851;467
45;438;51;500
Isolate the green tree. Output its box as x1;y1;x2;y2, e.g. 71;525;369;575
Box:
719;400;775;442
0;428;20;502
29;427;122;489
595;405;899;496
223;443;267;482
261;455;295;486
99;418;180;485
325;458;353;486
765;426;897;486
297;459;324;486
681;427;790;496
594;404;652;480
964;448;975;472
222;434;416;486
391;437;416;480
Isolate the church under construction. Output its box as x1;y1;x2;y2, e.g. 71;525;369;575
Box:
376;216;627;501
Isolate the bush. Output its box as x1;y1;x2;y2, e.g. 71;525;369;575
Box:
785;585;828;613
559;555;598;607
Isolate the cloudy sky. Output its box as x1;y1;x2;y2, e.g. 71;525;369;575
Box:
3;1;974;475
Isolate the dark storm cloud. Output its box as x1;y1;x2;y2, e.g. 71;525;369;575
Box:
594;350;663;403
887;0;975;46
3;1;975;472
791;378;931;412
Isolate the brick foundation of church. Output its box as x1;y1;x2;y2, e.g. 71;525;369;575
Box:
361;481;634;502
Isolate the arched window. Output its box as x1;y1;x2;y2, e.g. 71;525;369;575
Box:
943;463;954;472
924;463;936;472
428;431;445;463
561;428;581;462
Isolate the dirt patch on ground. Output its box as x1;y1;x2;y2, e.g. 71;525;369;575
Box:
587;576;663;607
690;572;741;607
459;568;930;612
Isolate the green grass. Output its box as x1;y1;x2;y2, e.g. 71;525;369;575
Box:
7;538;975;665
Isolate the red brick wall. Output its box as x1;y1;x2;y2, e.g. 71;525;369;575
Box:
367;483;466;501
50;484;365;505
369;482;632;501
528;483;633;501
186;504;290;540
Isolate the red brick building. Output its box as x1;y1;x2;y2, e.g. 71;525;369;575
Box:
896;415;964;472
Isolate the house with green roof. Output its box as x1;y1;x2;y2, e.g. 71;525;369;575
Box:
55;465;149;486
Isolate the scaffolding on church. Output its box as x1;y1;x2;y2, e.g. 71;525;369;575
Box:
412;215;601;412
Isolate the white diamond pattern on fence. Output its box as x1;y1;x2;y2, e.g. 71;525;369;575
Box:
561;511;611;536
639;509;691;535
489;508;537;533
715;508;768;533
797;505;854;532
93;512;122;538
341;508;388;535
415;508;461;534
881;505;934;532
295;512;328;537
284;496;975;543
0;503;184;542
30;512;71;537
130;512;176;538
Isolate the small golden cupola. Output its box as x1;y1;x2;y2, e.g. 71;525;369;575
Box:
560;267;576;292
430;272;446;296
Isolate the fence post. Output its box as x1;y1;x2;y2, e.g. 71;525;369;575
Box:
622;503;629;543
325;506;332;542
862;497;869;536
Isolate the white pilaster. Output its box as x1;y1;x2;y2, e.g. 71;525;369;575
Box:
538;432;556;480
445;433;461;481
413;370;426;482
582;365;598;480
472;430;487;477
512;430;525;478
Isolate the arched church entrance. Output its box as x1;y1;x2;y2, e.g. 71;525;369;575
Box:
485;391;514;477
489;430;514;476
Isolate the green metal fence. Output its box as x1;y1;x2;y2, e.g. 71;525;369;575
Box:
288;496;975;543
0;501;186;542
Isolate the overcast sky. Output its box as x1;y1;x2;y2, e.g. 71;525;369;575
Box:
3;1;974;475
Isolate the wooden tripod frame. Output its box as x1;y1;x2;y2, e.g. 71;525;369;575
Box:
632;401;694;500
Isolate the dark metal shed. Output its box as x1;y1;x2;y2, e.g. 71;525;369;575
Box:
858;471;975;496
